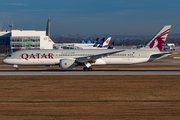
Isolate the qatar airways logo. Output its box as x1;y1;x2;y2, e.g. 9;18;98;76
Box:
149;29;170;51
21;53;54;60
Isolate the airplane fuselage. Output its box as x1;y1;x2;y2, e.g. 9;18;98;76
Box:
3;49;166;66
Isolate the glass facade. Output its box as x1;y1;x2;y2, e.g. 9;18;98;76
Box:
0;37;11;54
10;36;40;51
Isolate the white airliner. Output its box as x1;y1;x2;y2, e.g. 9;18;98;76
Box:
78;37;112;49
3;25;171;71
53;37;110;49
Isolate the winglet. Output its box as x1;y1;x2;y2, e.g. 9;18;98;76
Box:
145;25;171;51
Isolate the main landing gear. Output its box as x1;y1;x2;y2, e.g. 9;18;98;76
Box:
83;67;93;71
83;62;93;71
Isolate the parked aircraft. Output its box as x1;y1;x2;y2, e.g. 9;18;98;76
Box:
107;41;115;49
93;37;104;47
80;38;93;44
3;25;171;71
79;37;112;49
86;38;93;44
98;37;111;47
80;38;86;44
163;43;175;51
55;37;110;49
78;40;115;50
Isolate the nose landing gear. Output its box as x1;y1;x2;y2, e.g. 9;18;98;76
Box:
14;65;19;71
15;68;19;71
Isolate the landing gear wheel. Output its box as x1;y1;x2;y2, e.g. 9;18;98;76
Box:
83;67;93;71
83;67;88;71
88;67;92;71
15;68;19;71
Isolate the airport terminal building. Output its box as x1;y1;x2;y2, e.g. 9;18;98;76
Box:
0;30;54;54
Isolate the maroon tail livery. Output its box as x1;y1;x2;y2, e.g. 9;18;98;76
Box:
145;25;171;51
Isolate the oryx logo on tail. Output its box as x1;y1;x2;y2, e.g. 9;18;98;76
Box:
149;28;170;51
145;25;171;52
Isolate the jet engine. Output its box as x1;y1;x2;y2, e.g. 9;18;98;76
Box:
59;59;77;70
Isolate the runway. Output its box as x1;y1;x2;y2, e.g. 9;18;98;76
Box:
0;70;180;75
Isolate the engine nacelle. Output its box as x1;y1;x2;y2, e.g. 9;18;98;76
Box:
59;59;77;70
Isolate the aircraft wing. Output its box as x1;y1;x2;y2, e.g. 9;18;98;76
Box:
76;49;125;63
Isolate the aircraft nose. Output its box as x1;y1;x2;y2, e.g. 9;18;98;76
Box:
2;58;11;64
2;58;7;63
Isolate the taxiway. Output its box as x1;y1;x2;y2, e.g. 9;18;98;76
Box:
0;70;180;75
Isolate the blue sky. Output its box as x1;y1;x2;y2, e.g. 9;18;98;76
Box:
0;0;180;36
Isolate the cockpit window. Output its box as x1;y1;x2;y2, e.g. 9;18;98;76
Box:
5;54;11;58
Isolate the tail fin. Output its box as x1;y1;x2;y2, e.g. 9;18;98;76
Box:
107;41;115;49
80;38;86;44
97;37;105;48
87;38;93;44
93;38;99;47
102;37;111;47
144;25;171;51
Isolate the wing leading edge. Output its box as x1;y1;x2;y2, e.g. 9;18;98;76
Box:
76;49;125;63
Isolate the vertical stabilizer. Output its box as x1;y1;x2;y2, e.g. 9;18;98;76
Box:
97;37;105;48
93;38;99;47
107;41;115;49
102;37;111;47
144;25;171;51
87;38;93;44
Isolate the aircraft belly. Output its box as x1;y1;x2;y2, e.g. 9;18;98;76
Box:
12;59;59;65
128;58;149;64
100;58;149;64
102;58;130;64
